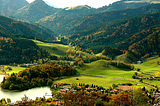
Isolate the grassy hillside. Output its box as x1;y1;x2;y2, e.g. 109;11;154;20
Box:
33;40;92;57
77;60;134;79
114;54;133;64
134;57;160;75
54;59;154;89
33;40;75;57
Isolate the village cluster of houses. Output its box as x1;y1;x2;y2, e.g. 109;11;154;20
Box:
53;83;132;96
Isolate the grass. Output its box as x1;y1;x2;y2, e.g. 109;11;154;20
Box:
32;40;92;57
114;54;132;64
54;59;150;89
55;75;152;89
133;57;160;87
56;59;158;89
33;40;75;57
134;57;160;75
55;75;136;88
77;60;135;79
5;66;26;75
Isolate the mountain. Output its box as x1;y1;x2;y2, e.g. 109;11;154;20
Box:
63;12;160;60
36;0;160;33
0;15;56;41
96;0;159;12
56;4;160;35
0;0;29;15
36;5;96;32
14;0;61;22
44;1;59;8
65;5;92;10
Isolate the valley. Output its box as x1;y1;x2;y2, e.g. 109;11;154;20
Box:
0;0;160;105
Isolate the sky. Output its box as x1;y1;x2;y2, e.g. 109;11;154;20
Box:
26;0;120;8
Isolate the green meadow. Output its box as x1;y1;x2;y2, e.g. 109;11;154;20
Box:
0;66;26;75
77;60;135;79
32;40;92;57
55;75;136;88
33;40;75;57
6;66;26;75
134;57;160;75
55;59;153;89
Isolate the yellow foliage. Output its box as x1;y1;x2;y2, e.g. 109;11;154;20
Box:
4;66;8;70
155;71;160;77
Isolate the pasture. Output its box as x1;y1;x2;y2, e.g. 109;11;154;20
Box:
32;40;92;57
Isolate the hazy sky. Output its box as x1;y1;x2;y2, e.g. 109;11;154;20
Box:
26;0;120;8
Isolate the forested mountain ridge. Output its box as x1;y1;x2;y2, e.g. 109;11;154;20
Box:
36;0;160;33
14;0;61;23
64;12;160;60
57;4;160;35
97;0;160;12
0;0;29;15
0;15;56;41
36;6;96;32
0;0;159;33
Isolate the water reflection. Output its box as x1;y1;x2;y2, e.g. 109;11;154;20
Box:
0;75;52;102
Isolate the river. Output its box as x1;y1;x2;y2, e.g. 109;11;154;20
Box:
0;75;52;102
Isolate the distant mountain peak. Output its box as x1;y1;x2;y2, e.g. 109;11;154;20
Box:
44;1;59;8
33;0;45;4
65;5;92;10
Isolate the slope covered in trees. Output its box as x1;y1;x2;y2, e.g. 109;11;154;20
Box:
0;37;50;64
57;4;160;35
37;0;159;33
1;0;159;33
36;5;96;32
64;12;160;61
14;0;61;22
0;0;29;15
0;15;56;41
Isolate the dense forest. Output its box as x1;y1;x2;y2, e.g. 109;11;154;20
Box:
13;0;61;23
0;37;50;64
0;0;28;15
1;64;76;90
0;15;56;41
63;12;160;60
57;4;160;35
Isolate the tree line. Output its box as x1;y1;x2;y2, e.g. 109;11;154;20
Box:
0;64;76;90
0;37;50;64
